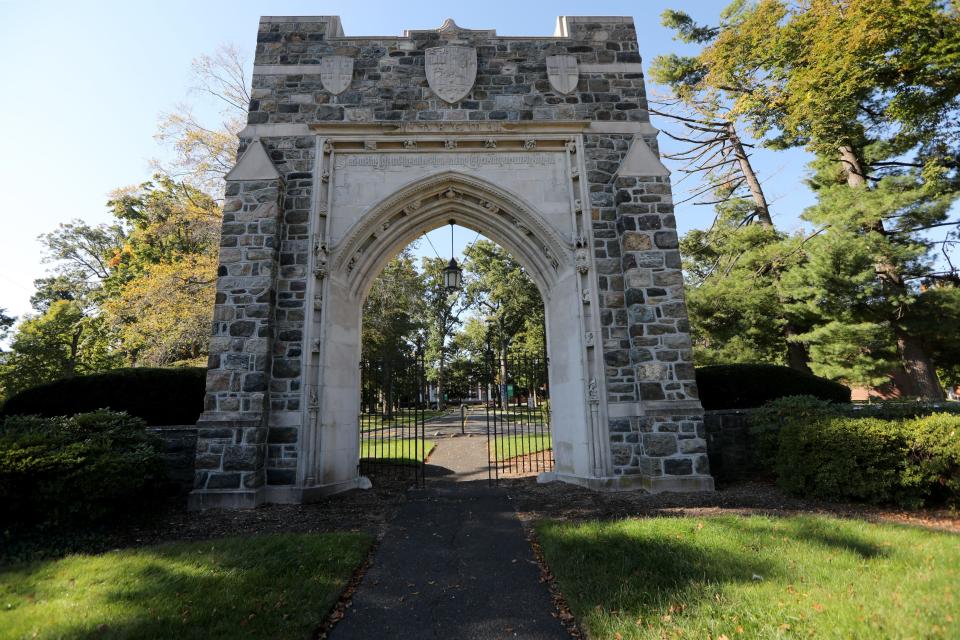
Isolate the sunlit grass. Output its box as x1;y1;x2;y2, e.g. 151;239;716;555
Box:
492;434;552;461
537;515;959;639
0;533;371;640
360;438;435;465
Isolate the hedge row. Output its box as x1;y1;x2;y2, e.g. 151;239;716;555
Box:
695;364;850;410
751;396;960;507
0;363;848;425
1;367;206;426
0;411;165;528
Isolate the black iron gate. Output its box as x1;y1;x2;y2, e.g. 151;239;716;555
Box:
483;353;553;483
358;349;426;486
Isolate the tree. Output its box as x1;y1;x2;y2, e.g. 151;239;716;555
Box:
0;300;120;398
361;250;425;416
671;0;960;397
0;308;14;350
421;256;470;409
101;176;221;366
651;4;814;372
154;44;249;196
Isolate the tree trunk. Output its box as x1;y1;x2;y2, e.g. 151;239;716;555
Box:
730;121;812;372
839;144;944;400
784;324;813;375
728;122;773;227
437;348;446;411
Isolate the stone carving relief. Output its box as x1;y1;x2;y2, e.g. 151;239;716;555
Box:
582;288;591;304
584;331;595;347
313;241;328;279
588;378;599;404
575;247;591;274
425;46;477;103
546;55;579;95
319;56;354;95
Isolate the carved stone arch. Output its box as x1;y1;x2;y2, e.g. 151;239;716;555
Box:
331;171;573;299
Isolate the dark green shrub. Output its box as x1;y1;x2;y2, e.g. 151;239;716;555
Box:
901;414;960;505
775;416;913;505
1;367;205;426
0;411;165;528
695;364;850;410
772;412;960;508
748;396;844;471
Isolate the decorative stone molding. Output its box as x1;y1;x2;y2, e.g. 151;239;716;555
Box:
319;56;353;95
547;55;579;94
425;46;477;103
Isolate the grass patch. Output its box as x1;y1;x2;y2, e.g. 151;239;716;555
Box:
0;532;371;640
360;438;435;465
493;434;552;461
360;410;448;431
537;515;959;639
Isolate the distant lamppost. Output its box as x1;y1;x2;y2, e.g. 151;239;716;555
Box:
442;220;463;292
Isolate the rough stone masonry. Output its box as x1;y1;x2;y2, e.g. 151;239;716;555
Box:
189;15;713;509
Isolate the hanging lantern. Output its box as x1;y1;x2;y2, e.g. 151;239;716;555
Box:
442;220;463;292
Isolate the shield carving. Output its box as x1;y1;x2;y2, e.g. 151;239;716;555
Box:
320;56;353;95
546;55;579;94
425;46;477;103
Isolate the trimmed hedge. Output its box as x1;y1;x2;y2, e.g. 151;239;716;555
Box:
0;411;165;528
755;398;960;507
1;367;206;426
695;364;850;410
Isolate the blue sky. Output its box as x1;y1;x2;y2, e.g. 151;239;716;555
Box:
0;0;817;319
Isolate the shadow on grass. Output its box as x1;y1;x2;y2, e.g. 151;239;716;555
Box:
536;515;886;620
1;533;370;640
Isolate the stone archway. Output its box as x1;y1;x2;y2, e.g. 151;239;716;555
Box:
302;171;594;499
188;15;713;510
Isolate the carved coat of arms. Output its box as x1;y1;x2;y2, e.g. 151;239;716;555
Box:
546;55;579;94
425;46;477;103
320;56;353;95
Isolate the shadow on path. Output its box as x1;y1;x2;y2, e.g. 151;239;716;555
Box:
330;439;568;640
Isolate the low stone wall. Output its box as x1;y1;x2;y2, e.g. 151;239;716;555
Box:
703;410;761;485
149;426;198;495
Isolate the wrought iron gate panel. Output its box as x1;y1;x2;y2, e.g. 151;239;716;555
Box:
485;353;553;483
358;350;426;486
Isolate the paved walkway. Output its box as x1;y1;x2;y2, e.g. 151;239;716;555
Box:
330;436;569;640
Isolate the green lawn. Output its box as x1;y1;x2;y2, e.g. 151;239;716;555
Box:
360;410;448;431
492;434;552;461
537;515;959;639
360;438;435;465
0;533;371;640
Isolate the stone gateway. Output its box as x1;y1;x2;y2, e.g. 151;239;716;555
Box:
189;15;713;510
